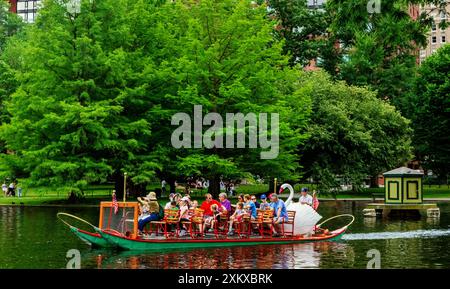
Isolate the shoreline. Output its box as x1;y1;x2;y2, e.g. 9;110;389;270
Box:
1;198;449;208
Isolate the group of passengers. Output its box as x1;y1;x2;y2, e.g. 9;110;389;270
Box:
136;188;317;238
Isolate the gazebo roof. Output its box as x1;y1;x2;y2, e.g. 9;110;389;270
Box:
383;167;423;177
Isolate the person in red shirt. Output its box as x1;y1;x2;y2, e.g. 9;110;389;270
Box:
200;194;223;234
200;193;221;216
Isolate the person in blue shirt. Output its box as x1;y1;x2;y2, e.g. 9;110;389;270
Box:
259;194;271;210
270;193;288;236
244;194;257;220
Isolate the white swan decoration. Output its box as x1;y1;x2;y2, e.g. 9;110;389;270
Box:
280;183;295;207
279;183;322;235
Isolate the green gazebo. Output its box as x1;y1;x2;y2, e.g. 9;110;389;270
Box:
383;167;423;204
365;167;439;218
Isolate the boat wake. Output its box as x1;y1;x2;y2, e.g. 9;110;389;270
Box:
342;229;450;240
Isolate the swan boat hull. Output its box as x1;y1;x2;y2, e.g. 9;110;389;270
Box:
70;227;115;248
95;227;347;251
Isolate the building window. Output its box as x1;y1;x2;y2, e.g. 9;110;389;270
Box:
432;22;436;31
440;10;447;20
432;36;437;43
443;36;447;43
16;0;41;23
307;0;325;9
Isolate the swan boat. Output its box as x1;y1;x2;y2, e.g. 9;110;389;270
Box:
58;184;354;251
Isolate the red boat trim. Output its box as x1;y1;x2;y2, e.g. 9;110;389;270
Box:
76;228;101;238
100;227;346;244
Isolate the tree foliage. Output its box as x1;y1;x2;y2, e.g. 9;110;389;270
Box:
299;71;412;192
146;0;311;196
268;0;448;108
0;0;162;192
0;0;24;125
405;44;450;181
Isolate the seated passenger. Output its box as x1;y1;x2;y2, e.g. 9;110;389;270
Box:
251;195;260;209
259;194;271;210
137;192;160;234
199;193;221;217
270;194;288;236
244;194;257;220
231;194;245;209
227;202;247;236
169;200;178;211
164;193;175;209
299;187;313;206
178;198;191;236
218;193;231;213
205;204;222;232
190;200;199;209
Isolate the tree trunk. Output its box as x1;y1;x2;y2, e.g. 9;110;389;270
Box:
127;182;147;198
208;176;220;199
113;171;146;199
168;177;176;195
114;172;125;200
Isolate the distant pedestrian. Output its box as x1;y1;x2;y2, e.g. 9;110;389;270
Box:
227;182;235;197
8;182;15;197
2;183;7;196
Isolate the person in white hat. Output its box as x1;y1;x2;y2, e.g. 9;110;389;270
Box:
137;192;160;234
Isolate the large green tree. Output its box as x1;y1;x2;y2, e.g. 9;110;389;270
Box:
405;44;450;182
299;71;412;192
0;0;162;195
145;0;311;197
267;0;337;70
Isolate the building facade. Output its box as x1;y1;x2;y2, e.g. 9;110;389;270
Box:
418;2;450;63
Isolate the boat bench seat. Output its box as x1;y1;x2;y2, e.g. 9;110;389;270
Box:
281;211;296;237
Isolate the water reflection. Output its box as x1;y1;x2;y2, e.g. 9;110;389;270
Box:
363;216;377;228
426;217;440;226
80;242;354;269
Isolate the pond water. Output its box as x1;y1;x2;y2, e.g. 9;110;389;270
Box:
1;201;449;269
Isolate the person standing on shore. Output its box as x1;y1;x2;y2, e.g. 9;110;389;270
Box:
2;182;7;196
8;181;15;197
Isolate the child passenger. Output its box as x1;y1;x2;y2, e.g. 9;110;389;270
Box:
227;203;247;236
